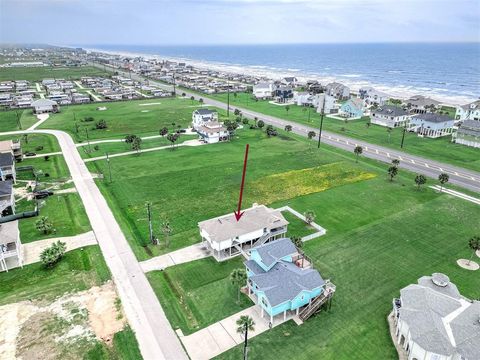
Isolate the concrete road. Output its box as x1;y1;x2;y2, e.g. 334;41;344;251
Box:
101;63;480;193
1;129;188;360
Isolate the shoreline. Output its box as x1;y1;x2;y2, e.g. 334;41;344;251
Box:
84;46;477;106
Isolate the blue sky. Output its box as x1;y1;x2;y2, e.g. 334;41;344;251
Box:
1;0;479;45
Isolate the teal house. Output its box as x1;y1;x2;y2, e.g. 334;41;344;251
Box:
340;98;365;119
245;238;334;325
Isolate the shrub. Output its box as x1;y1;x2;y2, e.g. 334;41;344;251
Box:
83;116;94;122
95;119;108;129
40;241;67;268
94;145;100;151
35;145;44;151
44;155;50;161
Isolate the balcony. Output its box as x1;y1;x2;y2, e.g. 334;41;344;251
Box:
0;242;19;259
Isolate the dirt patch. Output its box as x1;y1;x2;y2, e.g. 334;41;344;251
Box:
0;281;126;359
457;259;479;271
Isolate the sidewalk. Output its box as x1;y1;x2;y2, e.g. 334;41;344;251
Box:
139;243;211;272
429;185;480;205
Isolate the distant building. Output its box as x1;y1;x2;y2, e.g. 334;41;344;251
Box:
196;121;229;144
293;92;315;107
198;204;288;261
392;273;480;360
408;113;454;138
31;99;59;114
0;221;22;272
192;109;218;128
314;93;337;114
253;82;275;99
325;82;350;100
273;85;293;103
371;105;409;128
406;95;441;114
453;120;480;148
455;100;480;121
358;87;390;106
281;77;298;87
339;98;365;119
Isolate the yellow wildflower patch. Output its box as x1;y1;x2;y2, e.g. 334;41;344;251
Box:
250;162;376;204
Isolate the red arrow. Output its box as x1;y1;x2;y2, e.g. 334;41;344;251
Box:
234;144;249;221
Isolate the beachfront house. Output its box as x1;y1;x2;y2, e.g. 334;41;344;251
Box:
196;121;229;144
253;82;275;100
452;120;480;148
245;238;336;325
294;92;315;107
0;140;22;160
358;87;390;106
371;105;409;128
455;100;480;121
192;109;218;128
32;98;59;114
0;153;16;183
0;180;15;217
198;204;288;262
273;85;294;103
405;95;441;114
392;273;479;360
0;221;23;272
325;82;350;100
408;113;454;138
313;93;337;114
339;98;365;119
281;77;298;87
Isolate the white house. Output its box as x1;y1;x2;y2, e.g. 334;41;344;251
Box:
192;109;218;129
253;82;275;99
293;92;315;106
281;77;298;87
325;82;350;100
453;120;480;148
198;204;289;261
358;87;390;106
455;100;480;121
405;95;441;114
31;98;59;114
0;220;23;272
408;113;454;138
392;273;479;360
196;121;229;144
371;105;409;128
314;93;337;114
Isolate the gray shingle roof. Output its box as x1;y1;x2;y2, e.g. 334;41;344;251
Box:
0;180;13;196
412;113;453;123
31;98;57;106
0;220;19;245
373;105;408;117
451;302;480;360
457;120;480;136
0;152;14;167
253;237;297;268
194;108;216;116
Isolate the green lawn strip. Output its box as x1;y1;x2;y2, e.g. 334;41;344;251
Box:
16;154;70;181
38;97;227;142
16;192;91;243
147;257;252;335
0;245;111;306
0;132;61;154
84;326;142;360
282;211;317;238
215;194;480;360
0;66;110;82
207;92;480;173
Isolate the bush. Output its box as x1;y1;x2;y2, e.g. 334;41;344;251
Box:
40;241;67;268
83;116;94;122
35;145;44;151
44;155;50;161
95;119;108;129
94;145;100;151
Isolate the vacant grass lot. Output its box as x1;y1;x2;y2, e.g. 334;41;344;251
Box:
0;245;110;306
282;211;317;238
0;133;61;154
0;66;110;82
147;257;252;335
0;109;39;132
39;97;221;142
210;92;480;172
87;128;370;260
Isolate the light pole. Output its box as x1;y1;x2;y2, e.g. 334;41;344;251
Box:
400;124;407;148
317;94;326;149
172;73;176;95
146;202;154;244
106;152;112;183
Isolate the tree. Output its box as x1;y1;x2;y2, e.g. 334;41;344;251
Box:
414;174;427;190
253;117;258;126
266;125;277;137
387;166;398;181
236;315;255;360
190;95;195;104
44;155;50;161
125;134;136;144
36;216;55;235
225;120;239;137
304;210;316;225
161;220;172;248
257;120;265;130
242;118;249;125
132;136;142;154
40;241;66;268
285;105;290;116
392;159;400;167
365;121;371;130
354;145;363;163
284;125;292;132
181;92;186;97
467;236;480;265
159;127;168;138
307;131;316;140
234;108;241;116
199;98;204;105
291;236;303;249
95;119;108;129
438;173;449;192
230;268;247;304
167;133;179;150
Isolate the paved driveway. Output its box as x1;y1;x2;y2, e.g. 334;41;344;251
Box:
140;243;211;272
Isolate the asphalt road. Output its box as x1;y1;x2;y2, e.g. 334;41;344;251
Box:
104;64;480;193
1;128;189;360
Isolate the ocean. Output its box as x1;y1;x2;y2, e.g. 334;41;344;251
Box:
85;43;480;104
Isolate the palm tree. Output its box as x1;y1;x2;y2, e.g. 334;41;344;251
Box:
285;105;290;116
230;268;247;304
132;136;142;154
236;315;255;360
392;159;400;167
307;131;316;140
387;166;398;181
438;173;449;192
199;98;204;105
467;236;480;265
414;174;427;190
284;125;292;132
159;127;168;138
36;216;54;235
304;210;316;225
190;96;195;104
354;145;363;163
291;236;303;249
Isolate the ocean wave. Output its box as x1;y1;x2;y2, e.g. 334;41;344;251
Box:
339;74;362;78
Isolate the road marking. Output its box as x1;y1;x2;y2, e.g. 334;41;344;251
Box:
376;149;379;154
455;172;459;176
425;163;430;168
386;153;390;158
411;159;415;164
398;156;403;161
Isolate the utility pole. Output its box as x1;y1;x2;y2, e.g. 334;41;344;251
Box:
317;94;326;149
106;152;112;183
243;323;249;360
172;73;176;95
146;202;154;244
400;124;407;148
85;128;91;153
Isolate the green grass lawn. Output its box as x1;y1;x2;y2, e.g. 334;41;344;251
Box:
0;109;39;132
0;133;62;154
16;154;70;181
147;256;252;335
0;66;110;82
0;245;110;306
39;97;222;142
282;211;317;238
85;326;142;360
209;92;480;173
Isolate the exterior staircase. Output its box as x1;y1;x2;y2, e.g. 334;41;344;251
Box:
298;281;336;321
254;231;272;247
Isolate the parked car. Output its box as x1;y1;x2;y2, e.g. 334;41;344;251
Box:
24;152;36;157
33;190;54;199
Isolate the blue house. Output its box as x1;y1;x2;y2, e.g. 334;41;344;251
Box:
340;98;364;119
245;238;335;325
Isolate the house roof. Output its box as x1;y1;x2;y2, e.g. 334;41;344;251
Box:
457;120;480;136
373;105;408;117
198;204;288;243
0;180;13;196
0;220;19;245
407;95;441;107
0;152;14;167
253;237;298;268
0;140;13;154
412;113;453;123
194;108;216;116
254;82;273;89
31;98;57;107
398;273;480;358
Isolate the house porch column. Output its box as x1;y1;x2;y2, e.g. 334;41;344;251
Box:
283;310;287;321
261;307;264;318
296;307;299;315
270;314;273;326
